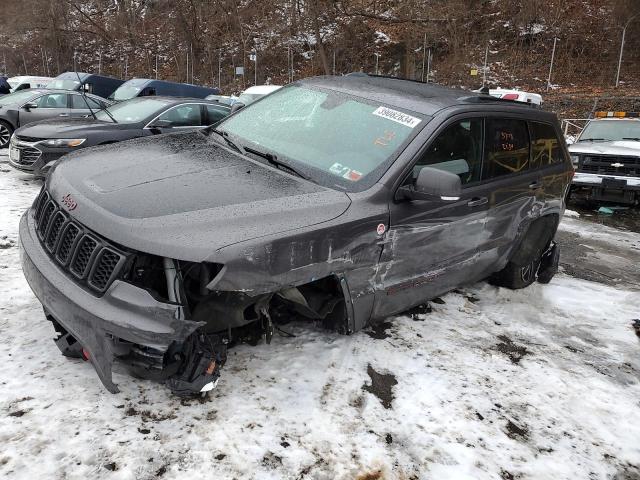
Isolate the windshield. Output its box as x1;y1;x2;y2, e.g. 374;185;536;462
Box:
579;120;640;142
112;85;142;101
95;98;171;123
217;85;423;190
0;90;38;106
47;79;80;90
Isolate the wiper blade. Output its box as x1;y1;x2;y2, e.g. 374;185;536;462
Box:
622;137;640;141
578;138;609;142
100;107;117;123
211;128;244;154
244;146;308;180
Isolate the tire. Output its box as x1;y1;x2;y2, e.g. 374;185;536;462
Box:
490;257;541;289
490;216;558;290
0;120;13;149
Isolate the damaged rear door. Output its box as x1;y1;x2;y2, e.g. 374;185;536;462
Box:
373;117;492;318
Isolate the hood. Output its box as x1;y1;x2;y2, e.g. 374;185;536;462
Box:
569;140;640;157
47;132;351;261
16;118;125;139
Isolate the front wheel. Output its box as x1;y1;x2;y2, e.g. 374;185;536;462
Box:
0;121;13;149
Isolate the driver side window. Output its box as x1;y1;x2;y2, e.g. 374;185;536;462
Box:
412;118;483;185
35;93;68;109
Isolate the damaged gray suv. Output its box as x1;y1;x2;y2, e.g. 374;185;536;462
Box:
19;74;573;395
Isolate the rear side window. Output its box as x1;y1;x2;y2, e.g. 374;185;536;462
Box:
530;122;564;168
71;95;103;110
157;104;202;127
412;118;483;185
206;105;230;124
483;118;530;180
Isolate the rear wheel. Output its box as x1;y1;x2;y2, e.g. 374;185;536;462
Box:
0;121;13;148
490;216;558;290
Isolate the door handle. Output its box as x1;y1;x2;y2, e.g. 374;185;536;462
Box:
58;113;69;117
467;197;488;207
529;181;542;190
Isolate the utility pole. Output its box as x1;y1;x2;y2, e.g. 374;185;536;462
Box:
482;44;489;86
374;53;380;75
218;49;221;88
98;50;102;75
546;37;558;92
616;13;640;87
421;32;427;82
426;48;432;82
333;50;336;75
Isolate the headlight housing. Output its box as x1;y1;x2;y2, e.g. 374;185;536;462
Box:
43;138;86;148
570;154;580;168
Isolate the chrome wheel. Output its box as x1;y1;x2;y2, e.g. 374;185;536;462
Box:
0;124;10;148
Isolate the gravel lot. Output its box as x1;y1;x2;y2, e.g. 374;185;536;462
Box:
1;149;639;480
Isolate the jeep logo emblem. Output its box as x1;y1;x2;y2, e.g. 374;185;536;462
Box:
62;193;77;211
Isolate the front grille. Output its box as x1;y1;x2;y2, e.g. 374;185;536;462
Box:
33;190;129;295
17;146;42;166
15;135;46;143
578;155;640;177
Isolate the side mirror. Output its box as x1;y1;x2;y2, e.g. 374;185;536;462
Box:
398;167;462;202
23;102;38;111
230;102;245;114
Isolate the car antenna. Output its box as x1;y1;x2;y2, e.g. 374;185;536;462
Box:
74;69;97;120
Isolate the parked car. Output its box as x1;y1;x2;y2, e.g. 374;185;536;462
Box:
110;78;221;101
6;76;53;92
8;97;231;176
236;84;282;106
18;75;572;395
568;112;640;204
204;94;239;106
0;89;111;148
46;72;124;99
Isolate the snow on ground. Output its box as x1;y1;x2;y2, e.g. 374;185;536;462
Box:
1;150;640;480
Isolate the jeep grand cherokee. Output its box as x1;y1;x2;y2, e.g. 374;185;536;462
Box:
19;74;573;395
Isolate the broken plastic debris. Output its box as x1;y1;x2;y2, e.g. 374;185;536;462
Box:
597;207;613;215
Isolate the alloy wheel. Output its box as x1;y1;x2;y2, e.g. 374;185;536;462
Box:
0;124;10;148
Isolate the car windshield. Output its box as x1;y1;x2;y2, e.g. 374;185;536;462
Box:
216;85;424;190
579;120;640;142
95;98;171;123
112;85;142;101
47;79;80;90
0;90;38;106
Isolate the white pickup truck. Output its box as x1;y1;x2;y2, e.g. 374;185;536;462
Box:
568;113;640;204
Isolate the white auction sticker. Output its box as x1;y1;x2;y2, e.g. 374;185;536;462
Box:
372;106;421;128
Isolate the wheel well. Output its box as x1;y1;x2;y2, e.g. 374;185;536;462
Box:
510;214;559;266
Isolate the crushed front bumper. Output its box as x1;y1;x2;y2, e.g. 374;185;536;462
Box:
571;172;640;203
19;210;221;394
